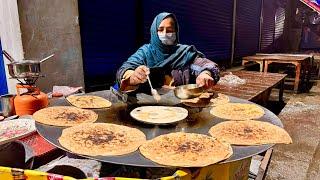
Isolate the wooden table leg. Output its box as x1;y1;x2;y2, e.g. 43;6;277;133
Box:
264;61;269;73
242;60;248;66
279;79;284;102
294;63;301;92
306;62;311;92
258;61;264;72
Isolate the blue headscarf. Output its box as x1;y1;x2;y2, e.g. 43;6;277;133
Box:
117;12;203;85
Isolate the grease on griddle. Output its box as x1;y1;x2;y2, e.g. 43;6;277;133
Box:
243;127;253;133
73;130;126;145
176;141;203;153
55;112;89;121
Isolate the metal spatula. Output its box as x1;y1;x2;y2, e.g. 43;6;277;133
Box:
146;75;161;102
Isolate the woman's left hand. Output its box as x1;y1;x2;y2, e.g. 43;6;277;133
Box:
196;71;215;88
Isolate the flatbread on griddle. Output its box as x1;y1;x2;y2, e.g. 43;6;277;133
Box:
209;93;230;106
66;95;112;109
210;103;264;120
59;123;146;156
130;106;188;124
209;120;292;145
139;132;232;167
33;106;98;126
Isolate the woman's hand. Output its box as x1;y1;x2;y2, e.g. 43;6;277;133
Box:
196;71;215;88
128;65;150;86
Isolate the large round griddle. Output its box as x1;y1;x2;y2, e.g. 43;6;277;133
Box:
36;90;282;167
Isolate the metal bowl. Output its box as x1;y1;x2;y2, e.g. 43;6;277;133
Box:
174;84;204;99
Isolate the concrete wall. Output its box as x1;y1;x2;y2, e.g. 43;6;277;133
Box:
17;0;84;92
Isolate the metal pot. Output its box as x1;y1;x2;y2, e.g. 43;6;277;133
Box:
7;60;41;78
0;94;15;117
3;51;54;79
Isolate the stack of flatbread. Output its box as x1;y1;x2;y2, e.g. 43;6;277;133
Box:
66;95;112;109
59;123;146;156
180;92;213;105
181;93;230;108
209;120;292;145
210;103;264;120
33;106;98;126
139;132;233;167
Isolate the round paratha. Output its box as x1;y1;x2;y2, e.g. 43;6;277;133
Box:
130;106;188;125
210;103;264;120
139;132;233;167
33;106;98;126
209;120;292;145
209;93;230;106
66;95;112;109
59;123;146;156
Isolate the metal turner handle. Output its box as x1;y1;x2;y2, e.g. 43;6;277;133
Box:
2;50;15;62
40;54;54;63
145;70;161;101
146;75;154;90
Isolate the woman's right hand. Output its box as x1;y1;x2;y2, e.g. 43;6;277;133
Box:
128;65;150;86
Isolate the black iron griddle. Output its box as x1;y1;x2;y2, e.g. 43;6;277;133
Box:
36;90;282;167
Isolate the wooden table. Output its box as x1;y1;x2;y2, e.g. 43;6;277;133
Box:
242;55;268;72
242;54;311;92
211;71;286;104
262;55;310;92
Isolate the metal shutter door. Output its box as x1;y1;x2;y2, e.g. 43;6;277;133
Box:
78;0;137;92
142;0;234;61
260;0;277;52
274;7;285;40
234;0;262;59
274;6;286;51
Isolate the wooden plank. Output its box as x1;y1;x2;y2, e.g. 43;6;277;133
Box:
256;148;273;180
256;53;312;58
242;55;268;61
255;54;310;61
268;56;309;62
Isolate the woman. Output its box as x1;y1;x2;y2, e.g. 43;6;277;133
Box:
117;12;220;92
112;13;225;178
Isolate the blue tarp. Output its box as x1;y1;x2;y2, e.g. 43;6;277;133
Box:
0;40;8;95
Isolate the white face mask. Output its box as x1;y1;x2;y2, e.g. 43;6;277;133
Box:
158;32;176;45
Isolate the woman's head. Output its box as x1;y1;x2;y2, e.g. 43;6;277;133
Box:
150;12;179;48
157;16;176;34
157;16;177;45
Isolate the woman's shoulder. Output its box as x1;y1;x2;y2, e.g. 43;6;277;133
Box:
177;44;195;49
135;44;152;53
138;44;151;49
177;44;198;52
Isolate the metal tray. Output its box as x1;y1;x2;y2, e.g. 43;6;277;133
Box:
36;90;282;167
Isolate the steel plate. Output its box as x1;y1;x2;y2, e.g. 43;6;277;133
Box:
36;90;282;167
